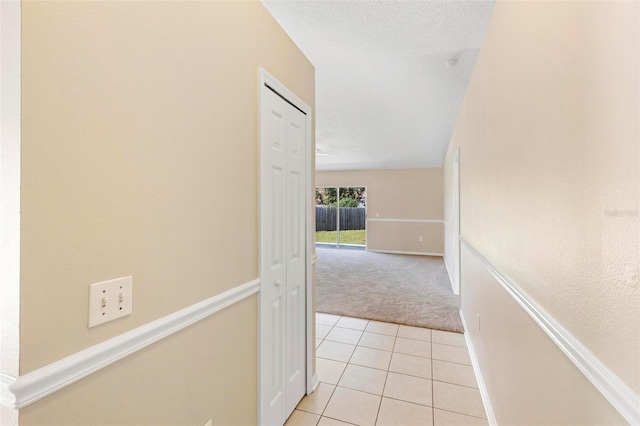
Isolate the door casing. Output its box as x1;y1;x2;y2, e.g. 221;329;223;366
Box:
452;148;461;295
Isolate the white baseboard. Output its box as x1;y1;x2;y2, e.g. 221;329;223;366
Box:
310;373;320;393
5;279;260;409
367;249;443;257
0;399;18;426
461;239;640;425
460;311;497;426
444;257;453;286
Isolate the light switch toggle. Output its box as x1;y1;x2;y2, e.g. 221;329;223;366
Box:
88;276;133;328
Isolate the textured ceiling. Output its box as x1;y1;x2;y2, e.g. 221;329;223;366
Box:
261;0;495;171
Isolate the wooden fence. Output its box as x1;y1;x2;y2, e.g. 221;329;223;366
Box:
315;206;366;231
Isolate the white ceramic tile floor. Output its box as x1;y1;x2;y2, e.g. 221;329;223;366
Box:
389;352;432;379
397;325;432;342
317;324;333;340
339;364;388;395
350;346;392;371
365;320;399;336
358;332;396;352
432;343;472;366
336;316;370;331
393;337;432;358
317;340;357;363
326;327;364;345
287;314;488;426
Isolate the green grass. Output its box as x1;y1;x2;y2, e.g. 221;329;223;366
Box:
315;230;366;245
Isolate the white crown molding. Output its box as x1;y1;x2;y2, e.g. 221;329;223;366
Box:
6;279;260;409
461;238;640;425
367;249;443;257
367;218;444;224
460;312;497;426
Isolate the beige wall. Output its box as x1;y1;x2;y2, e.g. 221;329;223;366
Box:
460;246;627;425
316;168;444;254
21;297;259;425
445;1;639;423
19;1;314;424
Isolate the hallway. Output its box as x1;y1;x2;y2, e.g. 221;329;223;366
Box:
285;313;487;425
3;1;637;424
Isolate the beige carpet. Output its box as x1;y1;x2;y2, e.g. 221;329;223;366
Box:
315;248;463;333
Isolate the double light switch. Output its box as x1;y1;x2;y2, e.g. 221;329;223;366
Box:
88;276;133;328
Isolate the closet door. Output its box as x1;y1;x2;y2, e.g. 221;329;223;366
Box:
284;98;306;416
260;84;307;425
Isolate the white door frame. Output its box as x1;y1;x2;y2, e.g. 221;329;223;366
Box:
258;68;316;425
452;148;461;295
0;3;22;424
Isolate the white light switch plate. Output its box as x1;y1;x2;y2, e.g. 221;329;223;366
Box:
88;276;133;328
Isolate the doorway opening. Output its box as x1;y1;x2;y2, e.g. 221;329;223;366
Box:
315;186;366;249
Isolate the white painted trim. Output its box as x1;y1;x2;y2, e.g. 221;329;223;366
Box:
443;221;454;288
451;148;461;296
443;256;454;287
6;279;260;409
304;100;315;397
310;374;320;393
260;68;311;118
1;6;22;424
461;238;640;425
0;0;22;382
460;312;497;426
367;249;443;257
1;373;16;408
367;218;444;224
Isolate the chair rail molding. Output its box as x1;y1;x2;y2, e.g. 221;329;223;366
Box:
5;279;260;409
367;218;444;224
368;249;443;257
461;238;640;425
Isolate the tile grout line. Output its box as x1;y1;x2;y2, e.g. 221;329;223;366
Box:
321;415;358;425
432;340;467;348
431;378;480;390
316;315;343;423
433;407;489;421
373;375;386;425
319;382;338;419
434;407;487;420
431;358;473;367
431;329;435;426
374;332;396;426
